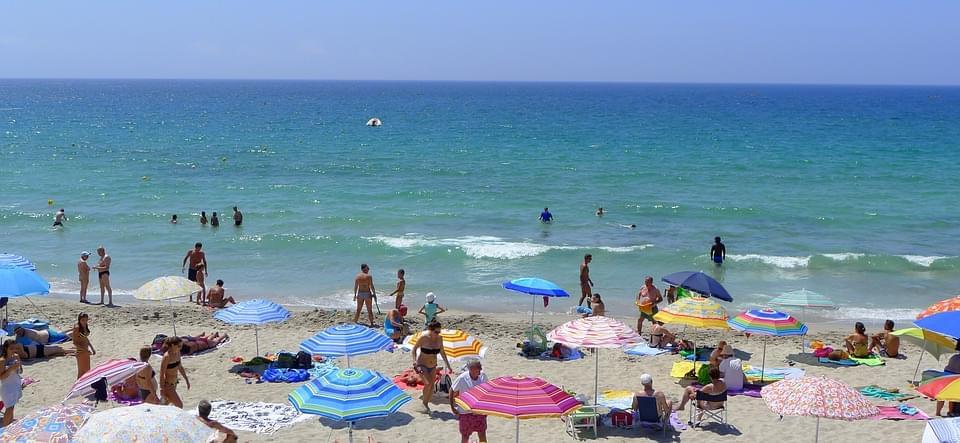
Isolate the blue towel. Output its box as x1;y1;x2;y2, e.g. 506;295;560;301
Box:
262;367;310;383
575;306;592;315
818;357;858;366
623;343;670;357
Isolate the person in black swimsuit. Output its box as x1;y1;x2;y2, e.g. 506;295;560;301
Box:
137;347;159;404
159;336;190;408
411;321;453;413
12;343;73;360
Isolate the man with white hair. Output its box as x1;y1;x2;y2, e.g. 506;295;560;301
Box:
632;373;672;415
450;358;488;443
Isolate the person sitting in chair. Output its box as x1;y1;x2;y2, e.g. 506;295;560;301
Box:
675;367;727;411
633;373;672;417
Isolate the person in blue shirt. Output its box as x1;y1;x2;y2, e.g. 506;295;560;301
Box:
538;207;553;223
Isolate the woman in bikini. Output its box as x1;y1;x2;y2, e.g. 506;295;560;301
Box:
159;336;191;408
194;263;207;306
179;332;229;355
844;322;870;358
411;320;453;413
137;346;159;404
72;313;95;379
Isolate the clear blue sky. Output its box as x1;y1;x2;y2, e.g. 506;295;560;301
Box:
3;1;958;85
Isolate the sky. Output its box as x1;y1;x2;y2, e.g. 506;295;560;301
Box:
2;1;958;85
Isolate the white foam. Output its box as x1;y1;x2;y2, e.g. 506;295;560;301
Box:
821;253;866;261
827;307;922;321
899;255;950;267
726;254;810;269
365;235;651;260
48;278;135;296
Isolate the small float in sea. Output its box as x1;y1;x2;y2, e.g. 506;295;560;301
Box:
366;118;382;127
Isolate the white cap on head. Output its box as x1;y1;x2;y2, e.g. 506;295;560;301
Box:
640;373;653;385
80;251;90;257
425;292;436;303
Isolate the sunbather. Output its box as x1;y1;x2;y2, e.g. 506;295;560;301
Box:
179;332;229;355
11;342;74;360
676;367;726;411
844;322;870;358
650;321;686;349
589;293;606;317
869;320;901;357
13;326;71;344
633;373;672;415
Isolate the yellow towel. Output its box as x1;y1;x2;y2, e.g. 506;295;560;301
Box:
670;361;695;378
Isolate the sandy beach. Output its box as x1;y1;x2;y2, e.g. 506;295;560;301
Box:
4;297;940;442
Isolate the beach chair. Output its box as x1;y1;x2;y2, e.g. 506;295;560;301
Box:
564;405;599;439
632;396;669;435
689;391;728;428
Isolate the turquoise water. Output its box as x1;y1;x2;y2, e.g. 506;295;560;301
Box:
1;80;958;320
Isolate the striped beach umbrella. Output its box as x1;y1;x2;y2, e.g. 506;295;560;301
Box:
918;295;960;320
918;375;960;402
655;297;730;329
403;329;487;361
300;324;393;367
502;277;570;326
0;253;36;271
64;358;147;401
0;403;94;442
770;289;836;309
214;299;291;356
547;316;642;403
0;265;50;298
75;404;214;443
729;309;807;382
134;276;201;335
289;368;410;443
455;375;581;443
761;376;878;442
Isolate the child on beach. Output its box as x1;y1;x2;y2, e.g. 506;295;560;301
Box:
419;293;446;326
0;339;23;426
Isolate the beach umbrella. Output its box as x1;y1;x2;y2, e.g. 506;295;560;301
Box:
918;295;960;320
546;316;642;403
0;253;36;271
289;367;411;443
0;265;50;298
761;376;878;442
916;311;960;339
402;329;487;361
214;299;291;356
134;275;201;335
655;297;729;374
770;289;836;311
728;309;807;382
661;271;732;302
300;323;393;367
892;328;957;383
918;374;960;402
455;375;581;443
64;358;148;401
502;277;570;326
0;403;94;442
75;403;214;442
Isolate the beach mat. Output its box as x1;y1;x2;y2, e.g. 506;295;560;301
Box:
850;354;885;366
872;405;930;421
818;357;859;366
692;383;763;398
744;366;805;382
598;390;635;410
195;400;311;435
858;385;918;402
670;361;696;379
623;342;670;357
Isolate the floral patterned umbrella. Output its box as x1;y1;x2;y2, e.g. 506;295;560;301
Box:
0;403;94;442
761;376;878;442
75;403;214;442
918;295;960;320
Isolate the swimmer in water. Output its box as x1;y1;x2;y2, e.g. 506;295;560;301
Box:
538;207;553;223
596;207;604;217
53;208;67;227
710;236;726;266
170;214;178;224
210;212;220;227
199;211;208;225
619;224;637;229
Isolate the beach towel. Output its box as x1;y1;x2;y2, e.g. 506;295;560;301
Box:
262;367;310;383
692;383;763;398
743;366;805;382
670;361;696;379
308;361;338;379
850;354;885;366
818;357;859;366
925;417;960;443
858;385;918;402
108;390;143;406
624;342;670;357
598;390;635;410
872;405;929;421
680;347;713;362
196;400;311;435
538;347;583;361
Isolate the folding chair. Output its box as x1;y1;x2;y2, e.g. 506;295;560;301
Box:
564;405;599;439
633;396;669;435
689;391;728;428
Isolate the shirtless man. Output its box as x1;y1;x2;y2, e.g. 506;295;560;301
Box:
232;207;242;226
78;251;91;303
636;276;663;334
710;236;726;266
353;264;377;326
206;280;236;308
578;254;593;307
93;246;113;306
53;208;67;227
181;242;208;284
870;319;901;357
387;269;406;309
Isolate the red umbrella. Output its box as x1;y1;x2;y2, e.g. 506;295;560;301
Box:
64;358;147;401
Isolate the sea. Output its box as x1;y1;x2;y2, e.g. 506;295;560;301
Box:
1;80;958;322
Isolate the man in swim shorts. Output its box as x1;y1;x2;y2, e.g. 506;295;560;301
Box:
53;208;67;227
181;242;207;284
538;207;553;223
232;206;242;226
353;264;377;326
636;276;662;335
710;236;726;266
578;254;593;307
94;246;113;306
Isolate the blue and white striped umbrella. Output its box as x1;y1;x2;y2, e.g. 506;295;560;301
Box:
214;299;291;356
289;368;410;443
0;254;36;271
300;324;393;367
0;265;50;298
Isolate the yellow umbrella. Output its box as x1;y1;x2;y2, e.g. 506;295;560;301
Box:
403;329;487;361
892;327;957;383
654;297;730;329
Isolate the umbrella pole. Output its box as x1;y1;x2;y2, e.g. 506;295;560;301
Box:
761;337;767;383
531;296;535;327
913;338;926;385
255;326;260;357
594;348;600;405
349;421;354;443
515;416;520;443
815;416;820;443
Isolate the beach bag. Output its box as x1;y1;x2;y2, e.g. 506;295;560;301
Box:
436;373;452;396
520;341;541;357
91;377;108;402
151;334;168;352
275;352;298;369
610;409;633;428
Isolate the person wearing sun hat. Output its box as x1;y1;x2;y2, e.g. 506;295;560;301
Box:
77;251;91;303
632;373;672;416
419;292;446;326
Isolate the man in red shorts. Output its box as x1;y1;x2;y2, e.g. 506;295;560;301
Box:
450;359;488;443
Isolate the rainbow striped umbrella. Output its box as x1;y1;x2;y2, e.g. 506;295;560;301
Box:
918;295;960;320
761;376;878;442
402;329;487;361
300;324;394;367
547;316;642;403
654;297;730;329
289;368;410;443
64;358;148;401
729;309;807;382
455;375;581;443
918;375;960;402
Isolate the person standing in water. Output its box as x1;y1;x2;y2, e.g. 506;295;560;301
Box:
710;237;726;266
232;207;242;226
210;212;220;227
53;208;67;227
77;251;91;303
182;242;207;283
93;246;113;306
387;269;406;309
578;254;593;306
538;207;553;223
199;211;208;226
170;214;178;224
353;264;377;326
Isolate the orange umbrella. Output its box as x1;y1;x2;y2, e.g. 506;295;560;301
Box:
918;296;960;320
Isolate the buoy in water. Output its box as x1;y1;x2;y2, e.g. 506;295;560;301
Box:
366;118;382;127
48;199;54;205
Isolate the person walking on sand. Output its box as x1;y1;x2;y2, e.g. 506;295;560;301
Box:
387;269;406;309
232;206;242;226
353;264;377;326
0;339;23;426
136;346;159;404
72;313;95;379
93;246;113;306
710;236;726;266
159;336;190;408
206;280;236;308
77;251;91;303
199;211;208;226
636;276;662;335
450;358;489;443
578;254;593;306
182;242;207;301
53;208;67;227
412;320;453;414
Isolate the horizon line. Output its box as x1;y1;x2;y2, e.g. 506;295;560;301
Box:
0;77;958;88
